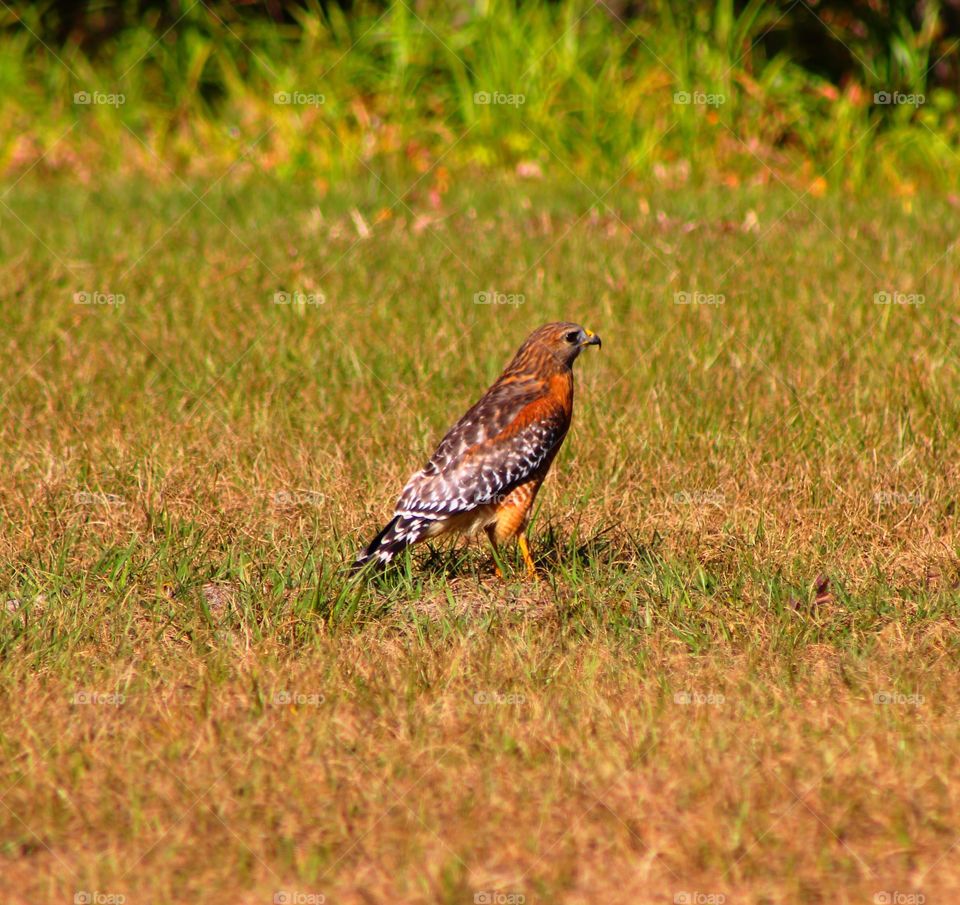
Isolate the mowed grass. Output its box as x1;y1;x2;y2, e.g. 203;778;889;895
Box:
2;175;960;903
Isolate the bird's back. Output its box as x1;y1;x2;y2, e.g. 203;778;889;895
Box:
397;367;572;517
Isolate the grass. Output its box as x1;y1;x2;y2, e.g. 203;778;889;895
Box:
3;0;960;190
1;172;960;902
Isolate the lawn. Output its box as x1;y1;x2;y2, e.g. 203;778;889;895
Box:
2;176;960;903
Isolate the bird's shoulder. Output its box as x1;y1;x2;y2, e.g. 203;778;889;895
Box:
427;371;567;471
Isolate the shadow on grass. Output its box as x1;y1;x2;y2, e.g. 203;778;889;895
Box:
348;520;665;584
532;521;664;574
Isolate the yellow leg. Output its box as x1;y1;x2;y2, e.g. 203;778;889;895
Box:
518;534;538;578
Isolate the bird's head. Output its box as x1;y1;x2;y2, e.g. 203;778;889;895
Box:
515;321;602;372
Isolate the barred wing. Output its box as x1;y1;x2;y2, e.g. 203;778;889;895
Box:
395;386;569;520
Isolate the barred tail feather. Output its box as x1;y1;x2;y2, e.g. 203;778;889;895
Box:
352;514;435;571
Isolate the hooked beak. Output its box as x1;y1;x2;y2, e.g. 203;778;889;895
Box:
582;328;602;349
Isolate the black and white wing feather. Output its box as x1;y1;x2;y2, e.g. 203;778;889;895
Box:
353;376;569;567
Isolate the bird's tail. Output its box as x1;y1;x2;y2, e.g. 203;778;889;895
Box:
352;514;433;572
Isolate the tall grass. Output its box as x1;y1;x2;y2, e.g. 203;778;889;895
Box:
2;0;959;192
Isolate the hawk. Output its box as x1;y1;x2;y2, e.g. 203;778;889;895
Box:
354;322;601;575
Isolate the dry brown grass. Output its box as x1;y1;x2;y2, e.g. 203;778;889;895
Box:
3;634;960;904
2;181;960;902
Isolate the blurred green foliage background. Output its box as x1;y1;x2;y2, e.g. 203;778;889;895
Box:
3;0;960;193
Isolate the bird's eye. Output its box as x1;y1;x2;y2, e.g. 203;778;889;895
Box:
565;330;580;344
